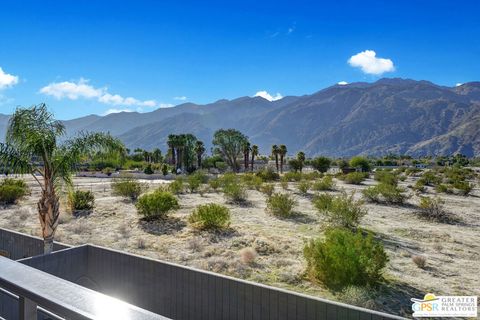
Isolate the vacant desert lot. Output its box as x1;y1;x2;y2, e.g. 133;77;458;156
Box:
1;174;479;317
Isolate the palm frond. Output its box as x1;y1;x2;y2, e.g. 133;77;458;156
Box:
0;143;33;174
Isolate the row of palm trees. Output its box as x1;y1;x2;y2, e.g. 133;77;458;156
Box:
167;134;206;171
271;144;288;173
242;142;259;171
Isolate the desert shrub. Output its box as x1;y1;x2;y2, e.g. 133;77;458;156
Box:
313;192;366;229
405;167;421;176
111;177;147;201
259;183;275;197
187;171;207;193
288;159;303;173
168;177;184;194
304;228;388;289
208;178;221;191
266;193;297;217
303;171;323;180
452;181;473;195
241;174;263;190
413;179;426;192
312;193;334;212
412;255;426;269
418;196;452;222
188;203;230;230
435;183;452;194
0;179;29;204
256;167;279;181
218;172;238;187
421;171;442;186
342;172;367;185
102;167;114;176
349;156;371;172
374;171;398;186
311;156;332;173
312;175;335;191
297;180;311;195
161;164;169;176
143;164;154;174
68;190;94;212
280;176;289;190
284;171;303;182
362;183;406;204
223;182;247;203
136;190;179;219
338;286;376;309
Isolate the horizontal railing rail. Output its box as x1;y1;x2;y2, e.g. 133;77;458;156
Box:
0;256;169;320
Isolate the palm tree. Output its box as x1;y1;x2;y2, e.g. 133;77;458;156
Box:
278;145;287;173
0;104;124;254
271;145;279;172
195;140;205;169
243;142;250;171
250;145;258;171
176;134;186;172
152;148;162;163
167;134;177;167
297;151;306;172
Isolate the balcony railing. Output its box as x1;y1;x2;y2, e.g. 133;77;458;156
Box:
0;255;169;320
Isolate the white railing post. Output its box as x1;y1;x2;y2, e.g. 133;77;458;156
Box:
19;296;37;320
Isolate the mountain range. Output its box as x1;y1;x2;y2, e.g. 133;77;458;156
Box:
1;78;479;157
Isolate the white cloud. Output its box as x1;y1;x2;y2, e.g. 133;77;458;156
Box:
254;91;283;101
456;83;463;87
337;81;348;85
0;67;19;89
40;78;161;108
348;50;395;75
102;108;135;115
157;103;174;108
174;96;187;101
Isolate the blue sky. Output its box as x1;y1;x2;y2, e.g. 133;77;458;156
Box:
0;0;479;119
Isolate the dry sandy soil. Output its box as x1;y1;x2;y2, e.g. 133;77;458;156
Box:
1;174;479;318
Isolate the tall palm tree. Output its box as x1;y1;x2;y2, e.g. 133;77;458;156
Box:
278;145;287;173
297;151;306;172
167;134;177;167
271;145;279;172
195;140;205;169
243;141;250;171
176;134;186;171
0;104;125;254
250;145;258;171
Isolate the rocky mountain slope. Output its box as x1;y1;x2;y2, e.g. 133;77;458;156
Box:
1;78;479;157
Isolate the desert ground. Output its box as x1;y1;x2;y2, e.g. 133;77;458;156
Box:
1;173;479;318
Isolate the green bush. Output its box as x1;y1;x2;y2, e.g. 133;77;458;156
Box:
223;182;247;203
373;171;398;186
208;178;221;191
136;190;179;219
284;171;303;182
102;167;114;176
280;176;289;190
452;181;473;195
0;179;29;204
362;183;406;204
241;174;263;190
413;179;426;192
168;177;184;194
111;176;147;201
349;156;371;172
68;189;95;212
266;193;297;217
259;183;275;197
187;171;207;193
310;156;332;173
304;228;388;289
418;196;452;222
421;171;442;186
342;172;367;185
435;183;452;194
297;180;311;195
143;164;154;174
313;192;366;229
161;164;169;176
188;203;231;230
312;175;335;191
303;171;323;180
256;167;279;182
